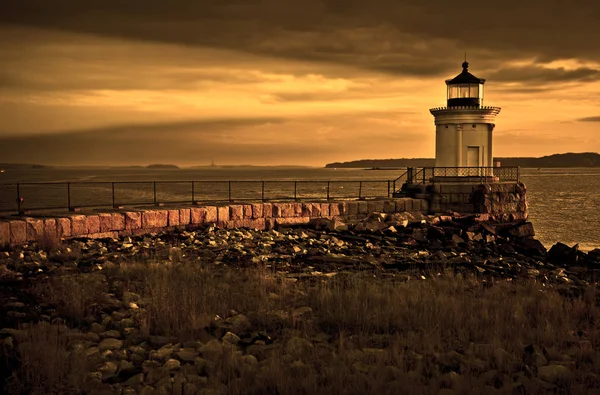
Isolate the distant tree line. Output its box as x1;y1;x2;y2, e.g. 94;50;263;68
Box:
325;152;600;168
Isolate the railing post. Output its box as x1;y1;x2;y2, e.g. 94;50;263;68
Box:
228;181;232;202
67;182;71;211
387;180;391;197
112;182;115;208
16;183;21;214
326;181;330;200
294;181;297;200
261;181;265;201
191;181;195;203
153;181;157;205
358;181;362;199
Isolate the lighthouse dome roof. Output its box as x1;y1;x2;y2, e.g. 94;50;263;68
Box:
445;61;486;85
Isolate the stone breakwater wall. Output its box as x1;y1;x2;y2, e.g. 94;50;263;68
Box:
0;198;427;246
426;182;528;222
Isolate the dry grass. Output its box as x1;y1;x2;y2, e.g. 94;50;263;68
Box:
10;260;600;394
5;323;88;395
31;273;108;325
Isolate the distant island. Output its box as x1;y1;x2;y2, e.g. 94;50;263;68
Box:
146;164;179;169
0;163;53;169
325;152;600;168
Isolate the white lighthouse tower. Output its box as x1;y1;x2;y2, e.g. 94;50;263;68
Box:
430;61;500;171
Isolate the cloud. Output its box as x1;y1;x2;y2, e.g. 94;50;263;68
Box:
487;66;600;84
3;0;599;80
576;116;600;122
0;111;433;166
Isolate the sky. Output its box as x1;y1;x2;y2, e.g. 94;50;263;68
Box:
1;0;599;166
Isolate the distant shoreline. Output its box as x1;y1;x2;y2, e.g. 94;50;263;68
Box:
325;152;600;169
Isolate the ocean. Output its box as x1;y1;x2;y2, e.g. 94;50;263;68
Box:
0;167;598;251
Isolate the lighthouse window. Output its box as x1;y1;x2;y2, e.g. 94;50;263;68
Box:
472;124;477;129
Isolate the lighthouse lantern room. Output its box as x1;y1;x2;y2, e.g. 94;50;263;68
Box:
430;61;500;170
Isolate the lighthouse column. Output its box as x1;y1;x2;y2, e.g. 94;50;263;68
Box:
456;123;463;167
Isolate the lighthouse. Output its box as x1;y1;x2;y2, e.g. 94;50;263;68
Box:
429;61;501;171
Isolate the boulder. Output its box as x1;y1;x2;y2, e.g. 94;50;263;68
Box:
537;364;574;384
548;242;579;266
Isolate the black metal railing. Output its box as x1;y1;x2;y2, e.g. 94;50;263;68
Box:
0;179;394;214
392;166;520;192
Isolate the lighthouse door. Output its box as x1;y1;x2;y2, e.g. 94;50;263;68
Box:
467;146;480;175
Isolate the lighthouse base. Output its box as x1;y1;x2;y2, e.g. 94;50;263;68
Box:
397;181;528;222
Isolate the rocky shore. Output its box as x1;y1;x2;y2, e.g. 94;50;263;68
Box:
1;211;599;394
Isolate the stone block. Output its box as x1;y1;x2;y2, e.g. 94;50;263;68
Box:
346;201;358;216
421;199;429;213
43;218;58;239
98;213;114;233
168;210;180;227
26;219;44;241
293;203;303;217
86;215;100;234
71;215;88;236
205;206;217;222
265;218;276;230
246;218;266;230
89;231;119;240
357;201;368;214
383;200;396;214
229;205;244;220
310;203;321;217
262;203;273;218
275;217;311;227
217;206;229;222
251;203;264;219
9;220;26;244
395;199;406;213
0;221;10;246
329;203;341;217
243;205;253;219
124;212;142;230
405;199;414;211
271;203;284;218
368;200;385;213
412;199;422;211
301;203;313;217
111;213;125;231
179;208;191;225
57;217;71;238
142;210;167;228
190;207;207;224
319;203;330;217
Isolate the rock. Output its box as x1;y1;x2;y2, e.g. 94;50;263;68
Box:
219;314;250;335
164;358;181;370
198;339;224;360
537;364;574;384
98;338;123;352
124;373;144;386
222;332;241;344
98;361;119;381
503;222;535;238
175;348;199;362
548;242;579;266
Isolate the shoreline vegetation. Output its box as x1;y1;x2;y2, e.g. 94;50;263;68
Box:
1;213;600;394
